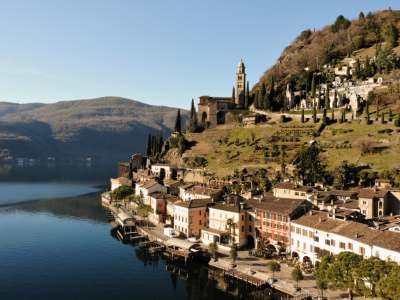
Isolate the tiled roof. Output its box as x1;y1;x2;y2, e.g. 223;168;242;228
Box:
371;231;400;251
294;186;313;192
253;197;306;215
358;189;388;199
186;187;222;196
273;183;298;189
174;198;212;209
375;179;392;183
163;180;185;187
141;179;160;189
210;203;241;213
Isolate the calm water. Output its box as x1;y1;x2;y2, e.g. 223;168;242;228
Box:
0;162;284;300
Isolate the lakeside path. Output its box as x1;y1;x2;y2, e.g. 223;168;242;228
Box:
124;202;378;300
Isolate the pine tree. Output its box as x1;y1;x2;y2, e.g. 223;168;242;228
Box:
231;86;236;106
301;109;305;123
174;109;181;133
245;81;249;109
325;82;330;108
313;105;317;123
311;74;315;98
146;133;152;156
359;11;364;19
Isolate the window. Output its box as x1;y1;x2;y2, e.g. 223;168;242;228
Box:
241;226;244;232
249;225;252;232
286;225;289;231
295;192;299;196
242;215;244;221
278;215;281;221
331;239;336;247
249;215;252;221
325;239;331;246
297;240;300;247
274;233;278;241
315;236;319;242
375;251;380;258
309;231;313;239
291;226;295;232
291;238;294;245
199;211;202;216
310;245;313;252
359;247;365;255
280;224;284;230
302;229;307;236
280;235;284;242
199;220;202;225
301;193;305;197
263;220;267;226
286;236;290;243
273;214;277;221
339;242;346;249
268;232;272;238
303;242;306;250
296;228;301;234
362;200;369;206
348;243;353;250
267;213;271;219
283;216;287;223
190;217;193;224
274;223;278;229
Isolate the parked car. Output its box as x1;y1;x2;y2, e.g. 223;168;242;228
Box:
188;237;200;243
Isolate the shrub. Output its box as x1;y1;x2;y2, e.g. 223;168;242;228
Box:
267;122;276;126
354;138;375;155
385;129;392;133
205;121;211;128
338;119;343;124
378;130;385;134
395;119;400;127
279;115;285;123
183;157;189;163
322;117;328;125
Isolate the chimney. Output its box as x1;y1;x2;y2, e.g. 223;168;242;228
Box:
309;210;313;216
319;217;322;223
259;198;262;203
331;199;334;205
391;212;393;217
355;233;358;239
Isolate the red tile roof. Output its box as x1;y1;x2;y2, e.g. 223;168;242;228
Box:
273;183;298;189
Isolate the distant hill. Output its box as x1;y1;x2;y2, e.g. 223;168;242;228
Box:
0;97;189;161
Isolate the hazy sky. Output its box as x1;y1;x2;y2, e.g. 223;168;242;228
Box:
0;0;397;109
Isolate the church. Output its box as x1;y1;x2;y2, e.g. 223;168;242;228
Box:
198;59;246;126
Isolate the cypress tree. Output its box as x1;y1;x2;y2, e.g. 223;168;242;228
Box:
332;108;335;121
270;76;275;109
259;83;266;110
381;112;384;124
231;86;236;106
254;91;259;109
313;106;317;123
152;135;156;157
377;101;380;117
311;74;315;98
264;92;270;110
301;109;305;123
174;109;181;133
346;63;350;79
318;80;321;109
389;108;392;118
245;81;249;109
366;101;370;124
323;108;327;117
342;110;345;123
325;82;330;108
334;90;338;108
364;56;372;77
146;133;152;156
158;132;163;153
356;59;360;71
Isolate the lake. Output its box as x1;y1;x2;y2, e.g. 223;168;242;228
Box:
0;162;285;300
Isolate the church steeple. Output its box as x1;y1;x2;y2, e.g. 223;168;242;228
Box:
235;59;246;106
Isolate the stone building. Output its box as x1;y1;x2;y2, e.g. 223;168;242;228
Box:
198;59;246;126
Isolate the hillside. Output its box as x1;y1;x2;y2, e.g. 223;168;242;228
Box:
0;102;46;117
250;9;400;108
0;97;189;161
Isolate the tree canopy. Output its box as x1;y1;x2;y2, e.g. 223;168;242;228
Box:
111;185;134;200
295;145;326;184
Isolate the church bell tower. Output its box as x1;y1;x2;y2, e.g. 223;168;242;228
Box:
236;59;246;106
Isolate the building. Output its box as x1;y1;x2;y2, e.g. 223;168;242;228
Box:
173;199;212;238
110;177;132;191
253;196;317;253
309;190;358;210
358;188;388;218
242;114;258;125
151;164;176;179
375;179;392;190
198;59;246;126
163;179;186;196
182;186;222;202
135;179;167;204
204;203;249;247
235;59;246;106
290;210;378;265
118;153;149;177
272;183;313;200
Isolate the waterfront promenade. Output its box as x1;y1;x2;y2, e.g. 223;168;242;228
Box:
121;202;377;300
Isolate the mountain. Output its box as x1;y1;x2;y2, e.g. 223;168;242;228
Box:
0;97;189;161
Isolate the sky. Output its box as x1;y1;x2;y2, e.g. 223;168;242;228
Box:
0;0;397;110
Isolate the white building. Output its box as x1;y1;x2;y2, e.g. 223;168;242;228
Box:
135;179;167;204
290;210;400;266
